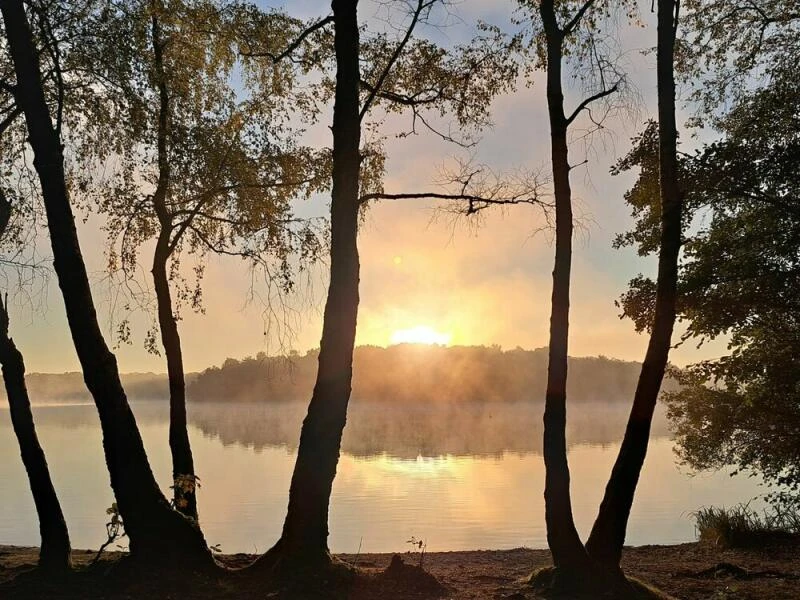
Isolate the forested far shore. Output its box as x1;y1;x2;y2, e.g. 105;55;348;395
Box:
189;345;676;404
2;345;676;405
0;371;182;403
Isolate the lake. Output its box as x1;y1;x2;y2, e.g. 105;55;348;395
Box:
0;400;764;554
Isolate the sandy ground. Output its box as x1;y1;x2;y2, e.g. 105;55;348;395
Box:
1;540;798;599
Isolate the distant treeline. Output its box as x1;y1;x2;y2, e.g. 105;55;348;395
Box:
5;372;174;403
8;346;675;404
187;345;672;404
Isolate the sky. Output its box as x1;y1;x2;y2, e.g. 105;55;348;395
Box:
7;0;728;373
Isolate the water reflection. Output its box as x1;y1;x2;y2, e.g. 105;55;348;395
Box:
0;401;760;554
20;400;671;458
191;400;672;458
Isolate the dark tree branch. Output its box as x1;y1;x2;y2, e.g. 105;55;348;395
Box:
360;191;549;215
241;15;333;63
0;105;22;135
359;0;433;120
359;78;442;107
186;222;255;260
565;83;619;126
563;0;596;36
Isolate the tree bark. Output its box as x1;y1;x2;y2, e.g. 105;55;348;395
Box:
0;192;71;572
150;10;199;522
539;0;590;572
585;0;682;568
1;0;210;566
269;0;362;562
152;237;198;520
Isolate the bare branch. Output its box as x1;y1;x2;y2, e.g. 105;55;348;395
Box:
359;78;442;107
565;83;619;126
361;191;547;214
361;159;552;217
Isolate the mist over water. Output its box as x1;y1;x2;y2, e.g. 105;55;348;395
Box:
191;400;673;458
0;399;763;554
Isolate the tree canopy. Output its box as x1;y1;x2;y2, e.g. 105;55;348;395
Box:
616;66;800;508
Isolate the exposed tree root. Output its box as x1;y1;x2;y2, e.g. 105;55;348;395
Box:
527;566;676;600
241;545;449;599
240;540;356;598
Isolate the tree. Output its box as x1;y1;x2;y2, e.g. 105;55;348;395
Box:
514;0;629;582
1;0;212;567
0;188;71;572
677;0;800;117
251;0;523;573
616;60;800;510
264;0;361;566
584;0;683;573
80;0;327;521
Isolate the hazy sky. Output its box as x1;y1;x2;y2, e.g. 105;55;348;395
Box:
7;0;727;373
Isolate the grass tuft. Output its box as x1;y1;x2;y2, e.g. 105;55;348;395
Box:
693;502;800;548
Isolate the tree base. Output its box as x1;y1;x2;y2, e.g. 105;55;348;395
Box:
527;566;676;600
125;506;217;573
245;545;449;599
243;539;356;597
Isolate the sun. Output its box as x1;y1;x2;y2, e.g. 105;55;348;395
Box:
390;325;452;346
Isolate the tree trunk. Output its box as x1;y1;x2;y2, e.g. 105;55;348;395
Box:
150;10;199;522
539;0;590;572
0;192;71;572
1;0;211;566
152;238;198;520
1;324;73;572
268;0;362;563
585;0;681;568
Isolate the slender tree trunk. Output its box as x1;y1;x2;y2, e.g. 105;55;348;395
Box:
152;239;198;520
0;192;71;572
585;0;681;568
150;10;199;522
539;0;590;572
269;0;361;563
1;0;210;566
1;307;72;572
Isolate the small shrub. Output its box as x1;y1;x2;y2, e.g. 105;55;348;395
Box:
693;502;800;548
92;503;127;564
406;536;427;568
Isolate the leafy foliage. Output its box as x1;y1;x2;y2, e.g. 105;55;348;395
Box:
69;0;329;344
678;0;800;117
615;74;800;505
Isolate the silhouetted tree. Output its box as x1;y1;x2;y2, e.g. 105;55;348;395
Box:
585;0;682;575
257;0;362;568
1;0;212;567
515;0;628;580
76;0;328;520
615;4;800;511
0;189;71;572
252;0;521;573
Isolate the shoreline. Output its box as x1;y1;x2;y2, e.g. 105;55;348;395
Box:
2;539;799;598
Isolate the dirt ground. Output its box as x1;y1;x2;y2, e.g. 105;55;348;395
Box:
1;539;798;599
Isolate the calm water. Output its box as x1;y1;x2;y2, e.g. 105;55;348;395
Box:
0;401;764;554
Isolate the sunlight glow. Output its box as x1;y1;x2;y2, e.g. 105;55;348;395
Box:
390;326;452;346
